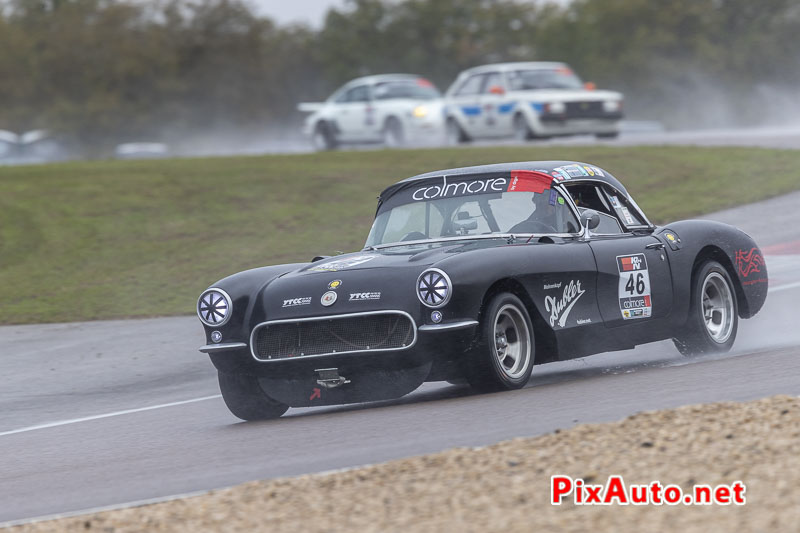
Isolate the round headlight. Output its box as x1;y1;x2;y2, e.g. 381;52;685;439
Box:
197;288;232;327
417;268;452;308
548;101;566;114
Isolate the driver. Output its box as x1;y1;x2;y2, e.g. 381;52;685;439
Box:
509;192;560;233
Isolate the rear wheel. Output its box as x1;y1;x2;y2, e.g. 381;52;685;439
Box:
218;371;289;421
465;292;534;391
383;117;405;147
673;261;738;356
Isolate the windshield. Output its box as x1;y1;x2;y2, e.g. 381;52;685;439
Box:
366;175;580;247
373;79;441;100
507;67;584;90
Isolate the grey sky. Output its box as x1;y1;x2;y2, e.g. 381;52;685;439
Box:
244;0;349;27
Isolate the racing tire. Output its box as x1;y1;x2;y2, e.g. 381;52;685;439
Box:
465;292;535;391
672;260;738;356
218;371;289;421
312;121;338;151
383;117;405;147
513;113;535;141
445;117;469;145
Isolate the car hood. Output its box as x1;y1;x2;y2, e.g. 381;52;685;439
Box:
258;239;503;319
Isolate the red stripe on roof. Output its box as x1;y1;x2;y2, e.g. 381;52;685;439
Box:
508;170;553;194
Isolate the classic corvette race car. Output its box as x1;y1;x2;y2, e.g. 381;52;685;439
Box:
197;161;768;420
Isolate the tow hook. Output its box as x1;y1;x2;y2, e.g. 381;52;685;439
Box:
315;368;351;389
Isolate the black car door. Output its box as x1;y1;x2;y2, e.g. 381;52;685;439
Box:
589;233;674;329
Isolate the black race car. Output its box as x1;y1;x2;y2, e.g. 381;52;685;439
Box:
197;161;768;420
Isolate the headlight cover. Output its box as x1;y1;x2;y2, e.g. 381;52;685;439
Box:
413;105;429;118
197;288;233;327
417;268;452;308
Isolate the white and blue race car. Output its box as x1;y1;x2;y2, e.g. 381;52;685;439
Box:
443;62;624;143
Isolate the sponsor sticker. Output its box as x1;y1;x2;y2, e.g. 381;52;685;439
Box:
320;291;338;306
310;255;375;272
591;166;605;177
616;254;652;320
554;165;589;178
349;292;381;301
549;189;558;206
609;195;621;208
735;247;767;286
328;279;342;289
583;166;595;176
620;206;635;225
735;248;764;278
283;297;312;308
544;280;585;328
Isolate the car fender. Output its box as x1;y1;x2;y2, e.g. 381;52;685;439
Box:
201;263;309;345
658;220;768;321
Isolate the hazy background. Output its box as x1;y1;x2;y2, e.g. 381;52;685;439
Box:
1;0;799;158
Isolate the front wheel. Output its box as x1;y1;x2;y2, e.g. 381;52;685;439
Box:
383;117;405;147
312;122;337;151
218;371;289;421
672;261;738;356
465;292;535;391
513;113;534;141
445;117;469;145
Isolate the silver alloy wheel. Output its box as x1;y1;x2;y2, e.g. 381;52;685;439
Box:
701;272;734;343
493;304;532;379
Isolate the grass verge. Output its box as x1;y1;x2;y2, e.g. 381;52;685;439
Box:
1;145;799;324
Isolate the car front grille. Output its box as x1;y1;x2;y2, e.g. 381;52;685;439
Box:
252;312;416;361
564;101;606;119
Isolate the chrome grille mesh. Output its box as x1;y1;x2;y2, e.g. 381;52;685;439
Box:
253;312;415;360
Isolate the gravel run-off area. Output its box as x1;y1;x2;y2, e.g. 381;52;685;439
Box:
7;394;799;533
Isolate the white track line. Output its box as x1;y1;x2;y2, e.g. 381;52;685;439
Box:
0;394;221;438
769;280;800;293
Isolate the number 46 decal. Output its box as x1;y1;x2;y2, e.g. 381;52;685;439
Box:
616;254;653;320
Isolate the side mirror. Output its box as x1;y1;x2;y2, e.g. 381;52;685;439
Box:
584;81;596;91
488;85;505;96
580;209;601;230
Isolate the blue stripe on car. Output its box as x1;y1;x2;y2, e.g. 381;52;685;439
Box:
461;106;481;116
531;102;544;114
497;102;517;114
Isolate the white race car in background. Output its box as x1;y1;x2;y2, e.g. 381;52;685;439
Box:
443;62;624;144
299;74;445;150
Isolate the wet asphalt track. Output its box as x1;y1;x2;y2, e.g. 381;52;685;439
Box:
2;190;800;526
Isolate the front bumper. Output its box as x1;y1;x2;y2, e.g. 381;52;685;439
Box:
201;316;478;406
535;117;621;136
